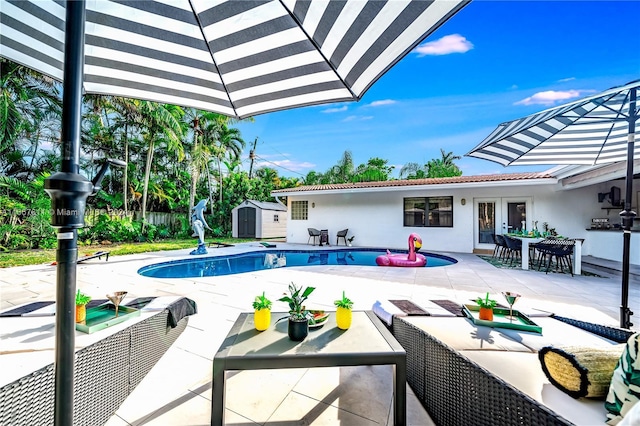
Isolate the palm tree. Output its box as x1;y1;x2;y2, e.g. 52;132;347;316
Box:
184;109;221;214
0;59;61;177
328;150;355;183
352;157;394;182
304;170;324;185
210;123;245;204
107;97;148;216
400;150;462;179
426;149;462;178
399;162;427;180
139;102;185;222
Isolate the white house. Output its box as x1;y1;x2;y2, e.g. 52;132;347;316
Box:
272;162;640;265
231;200;287;239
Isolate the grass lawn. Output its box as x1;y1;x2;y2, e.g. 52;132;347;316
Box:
0;238;258;268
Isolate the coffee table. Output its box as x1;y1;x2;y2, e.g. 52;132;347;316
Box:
211;310;406;425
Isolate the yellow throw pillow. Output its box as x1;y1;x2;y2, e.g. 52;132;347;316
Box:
539;345;625;399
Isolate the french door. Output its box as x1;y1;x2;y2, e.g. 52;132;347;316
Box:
474;197;532;250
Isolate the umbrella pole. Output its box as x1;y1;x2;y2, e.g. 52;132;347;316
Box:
43;1;92;425
620;87;637;329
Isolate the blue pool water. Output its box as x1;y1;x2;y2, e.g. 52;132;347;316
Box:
138;249;457;278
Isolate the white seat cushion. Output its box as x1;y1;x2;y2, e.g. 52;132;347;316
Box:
463;350;608;425
498;317;620;351
402;317;533;352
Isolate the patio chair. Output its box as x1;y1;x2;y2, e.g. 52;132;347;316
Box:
307;228;321;245
77;250;110;263
336;229;348;246
535;239;574;276
502;236;522;265
492;234;508;258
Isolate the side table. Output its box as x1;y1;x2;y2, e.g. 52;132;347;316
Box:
211;310;406;425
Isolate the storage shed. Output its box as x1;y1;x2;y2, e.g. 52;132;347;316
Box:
232;200;287;239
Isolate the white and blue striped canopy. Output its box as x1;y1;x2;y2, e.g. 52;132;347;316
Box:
467;79;640;166
1;0;467;119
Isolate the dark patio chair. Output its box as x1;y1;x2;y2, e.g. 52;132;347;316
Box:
502;236;522;265
496;235;512;260
336;229;348;246
492;234;507;258
535;239;574;276
307;228;321;245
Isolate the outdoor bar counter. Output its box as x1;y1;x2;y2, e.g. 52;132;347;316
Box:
0;296;191;426
584;228;640;266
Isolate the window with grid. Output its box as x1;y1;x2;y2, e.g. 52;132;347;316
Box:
274;214;279;222
291;201;308;220
404;196;453;227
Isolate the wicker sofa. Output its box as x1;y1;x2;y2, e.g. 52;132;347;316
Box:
0;303;189;426
391;314;633;426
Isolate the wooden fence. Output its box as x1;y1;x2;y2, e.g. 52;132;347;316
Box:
85;210;188;229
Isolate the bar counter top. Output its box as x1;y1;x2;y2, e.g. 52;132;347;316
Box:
585;228;640;232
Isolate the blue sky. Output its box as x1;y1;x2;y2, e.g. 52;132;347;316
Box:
235;1;640;179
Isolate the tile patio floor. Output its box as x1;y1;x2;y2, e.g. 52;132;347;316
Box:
1;242;639;425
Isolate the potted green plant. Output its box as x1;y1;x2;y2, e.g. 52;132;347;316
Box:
475;292;497;321
75;289;91;323
252;291;272;331
278;282;315;341
334;291;354;330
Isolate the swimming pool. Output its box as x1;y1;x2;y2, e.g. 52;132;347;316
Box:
138;249;457;278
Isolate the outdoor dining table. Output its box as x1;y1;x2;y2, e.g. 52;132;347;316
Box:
211;310;407;426
509;235;582;275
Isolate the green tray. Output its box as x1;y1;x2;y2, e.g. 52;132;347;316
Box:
76;304;140;334
462;304;542;334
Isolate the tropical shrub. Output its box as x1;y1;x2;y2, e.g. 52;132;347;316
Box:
0;175;55;249
80;214;137;243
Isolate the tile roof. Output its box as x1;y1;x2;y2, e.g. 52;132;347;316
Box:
272;172;555;193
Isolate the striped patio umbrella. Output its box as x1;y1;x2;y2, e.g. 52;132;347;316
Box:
0;1;468;424
2;0;467;119
467;79;639;329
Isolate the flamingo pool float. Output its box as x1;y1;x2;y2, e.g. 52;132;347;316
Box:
375;233;427;267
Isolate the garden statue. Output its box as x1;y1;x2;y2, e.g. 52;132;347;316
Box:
190;199;212;255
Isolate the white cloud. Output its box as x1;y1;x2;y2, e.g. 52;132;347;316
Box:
414;34;473;57
557;77;576;83
366;99;396;107
342;115;373;122
514;90;585;106
321;105;348;113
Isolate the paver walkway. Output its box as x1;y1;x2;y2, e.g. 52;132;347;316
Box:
1;243;638;425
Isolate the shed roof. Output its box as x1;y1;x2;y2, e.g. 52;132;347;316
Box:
238;200;287;211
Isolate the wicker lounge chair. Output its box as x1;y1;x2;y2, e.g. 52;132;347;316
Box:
391;314;632;426
0;300;192;426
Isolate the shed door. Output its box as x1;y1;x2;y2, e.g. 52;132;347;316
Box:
238;207;256;238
